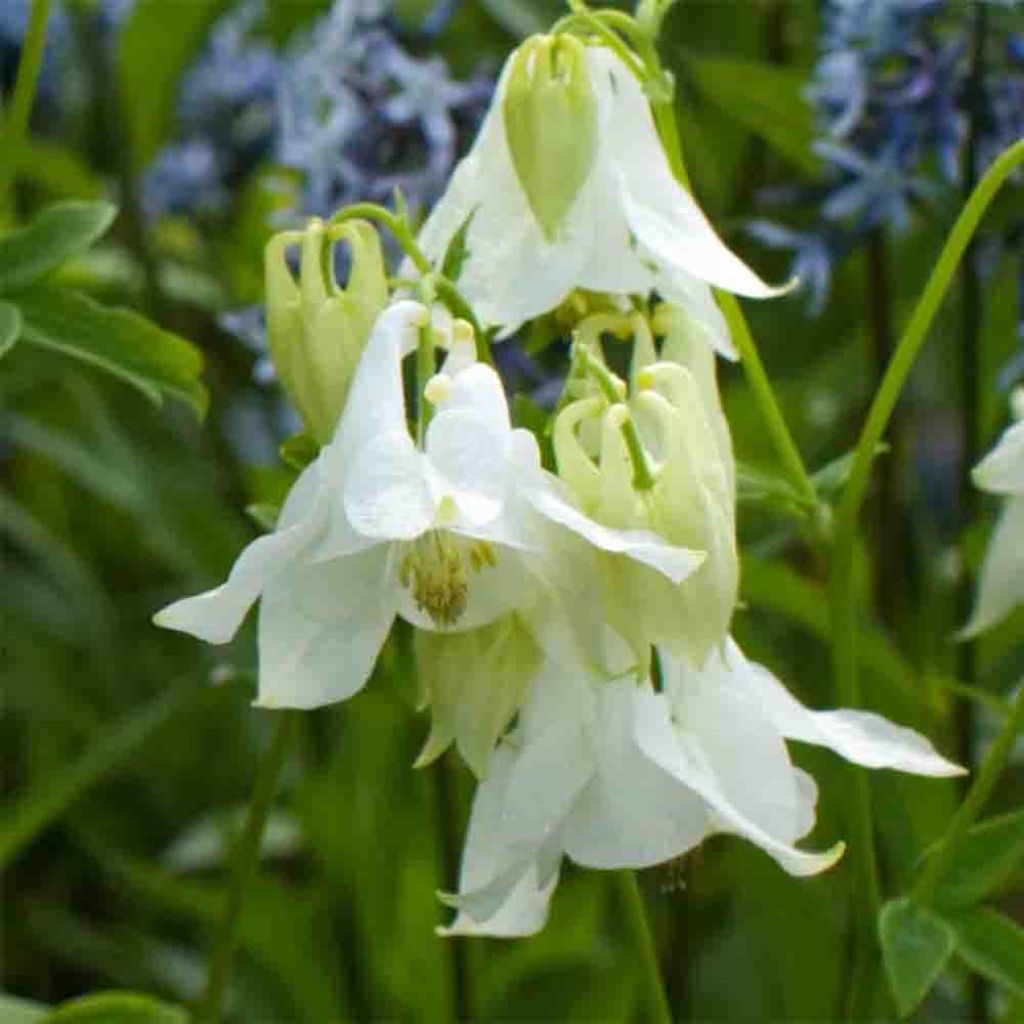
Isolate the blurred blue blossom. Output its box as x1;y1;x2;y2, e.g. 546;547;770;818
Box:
756;0;1023;315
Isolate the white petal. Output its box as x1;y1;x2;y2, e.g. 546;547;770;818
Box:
564;681;710;869
323;300;424;469
426;407;509;527
636;691;844;877
588;48;783;300
154;462;325;643
343;429;436;540
973;422;1024;495
525;474;704;584
656;271;736;360
961;496;1024;637
664;645;807;843
734;644;964;777
255;545;395;708
439;747;559;938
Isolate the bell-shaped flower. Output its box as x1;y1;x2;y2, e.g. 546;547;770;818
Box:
155;300;545;709
528;312;737;668
961;391;1024;637
265;217;388;444
416;37;785;353
442;639;962;937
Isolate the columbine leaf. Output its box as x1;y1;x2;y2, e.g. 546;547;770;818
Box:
878;897;956;1019
41;991;188;1023
947;907;1024;999
0;202;117;293
15;285;207;417
921;809;1024;910
0;299;23;357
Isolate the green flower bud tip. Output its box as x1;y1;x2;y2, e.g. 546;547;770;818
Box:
264;218;388;445
503;34;598;243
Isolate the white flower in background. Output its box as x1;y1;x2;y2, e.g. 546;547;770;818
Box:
416;36;786;354
156;301;541;708
961;390;1024;637
443;639;962;937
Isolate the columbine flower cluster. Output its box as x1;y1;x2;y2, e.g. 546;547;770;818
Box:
143;0;491;221
157;26;963;936
751;0;1023;318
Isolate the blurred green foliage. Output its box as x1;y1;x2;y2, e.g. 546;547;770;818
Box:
2;1;1022;1021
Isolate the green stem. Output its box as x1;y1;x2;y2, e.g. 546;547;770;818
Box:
650;96;822;524
197;712;296;1023
913;683;1024;907
0;0;53;217
828;137;1024;985
617;871;673;1024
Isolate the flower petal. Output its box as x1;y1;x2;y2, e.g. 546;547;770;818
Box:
439;746;559;938
973;422;1024;495
636;690;844;877
588;47;784;300
153;461;325;644
734;642;964;776
961;497;1024;638
564;681;710;869
344;429;436;540
255;544;395;709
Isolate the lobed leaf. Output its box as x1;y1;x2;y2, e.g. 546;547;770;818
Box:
41;992;188;1023
0;203;117;294
15;285;207;416
0;299;23;357
947;907;1024;1000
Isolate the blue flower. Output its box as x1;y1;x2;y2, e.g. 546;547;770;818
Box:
745;221;841;316
142;138;227;218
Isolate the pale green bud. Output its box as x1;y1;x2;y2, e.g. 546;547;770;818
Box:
265;218;388;445
414;614;541;778
503;34;598;243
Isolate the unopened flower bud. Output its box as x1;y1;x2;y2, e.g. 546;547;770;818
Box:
265;218;388;444
503;34;598;243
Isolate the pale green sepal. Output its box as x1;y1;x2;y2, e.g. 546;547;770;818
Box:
503;35;598;243
414;615;541;778
265;219;388;445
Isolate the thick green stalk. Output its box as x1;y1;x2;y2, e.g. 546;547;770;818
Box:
912;684;1024;908
197;712;297;1023
828;138;1024;978
0;0;53;216
617;871;673;1024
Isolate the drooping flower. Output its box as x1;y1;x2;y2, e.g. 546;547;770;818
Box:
416;38;784;351
961;391;1024;636
442;639;963;937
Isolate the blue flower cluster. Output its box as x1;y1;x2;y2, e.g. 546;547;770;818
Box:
753;1;1023;318
143;0;492;221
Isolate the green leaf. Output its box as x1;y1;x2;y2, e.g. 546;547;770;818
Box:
0;994;48;1022
878;897;956;1018
117;0;231;165
812;443;889;496
947;907;1024;999
736;460;804;513
0;203;117;293
42;992;188;1023
15;285;207;416
246;502;282;532
0;299;23;356
921;809;1024;910
0;690;183;871
279;432;319;472
686;55;819;175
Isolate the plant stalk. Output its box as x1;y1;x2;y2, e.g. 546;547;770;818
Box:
617;871;673;1024
197;711;297;1023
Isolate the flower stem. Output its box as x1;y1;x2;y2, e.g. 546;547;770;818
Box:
0;0;53;218
912;683;1024;908
196;711;297;1023
616;870;673;1024
828;138;1024;992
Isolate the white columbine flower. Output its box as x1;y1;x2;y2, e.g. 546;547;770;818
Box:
961;391;1024;636
443;639;962;937
155;299;702;717
416;36;785;354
